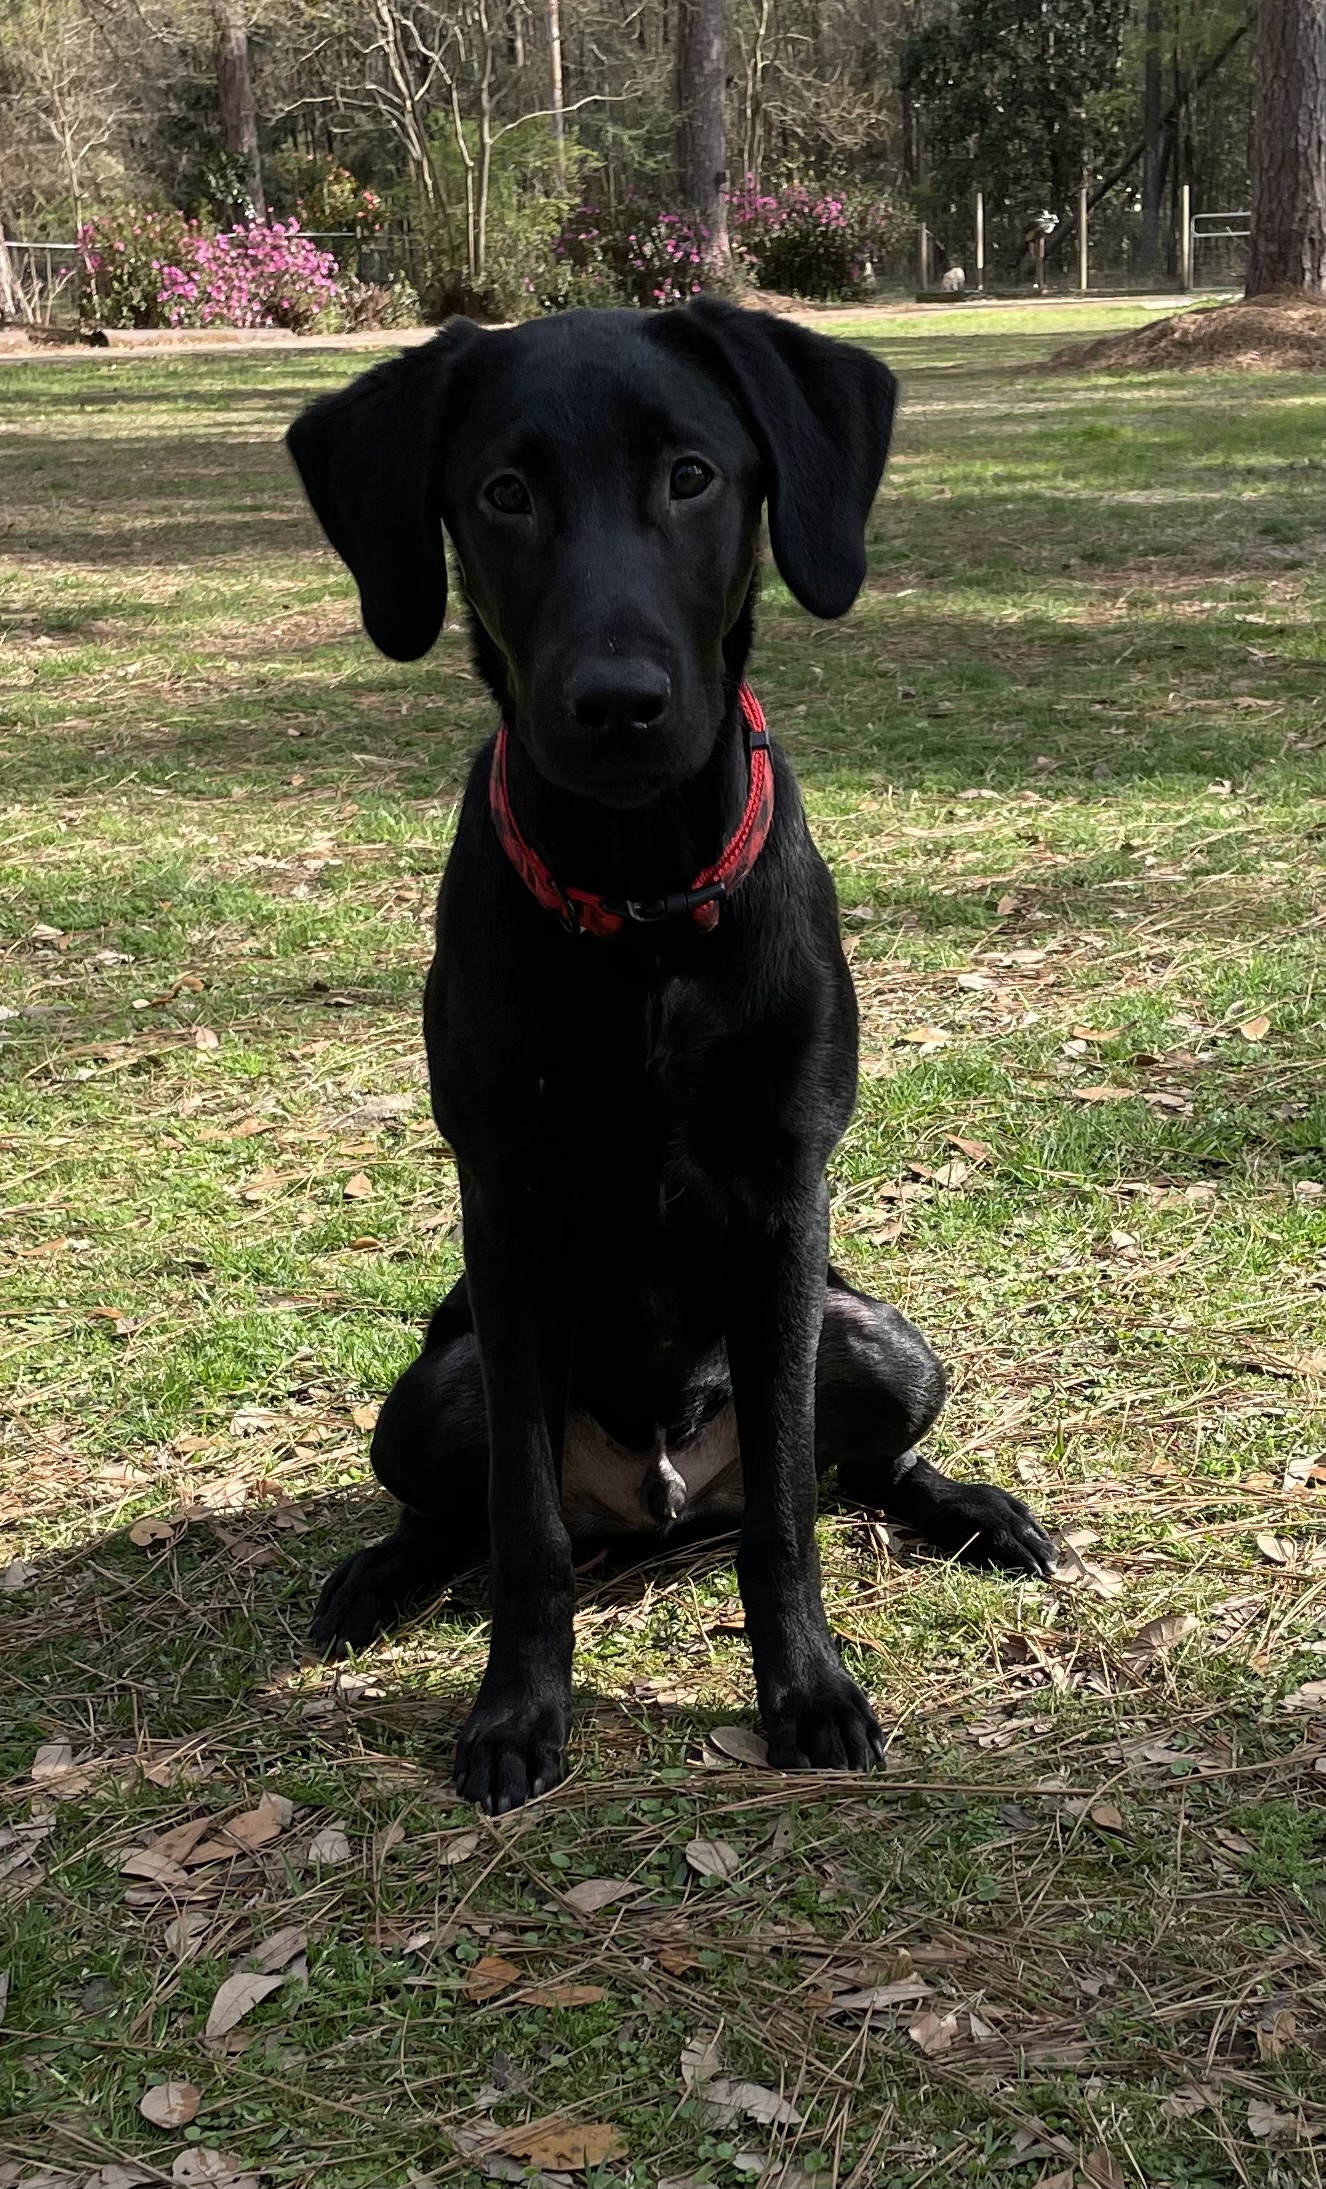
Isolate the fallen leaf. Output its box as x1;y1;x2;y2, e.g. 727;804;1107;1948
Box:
702;2077;803;2128
1247;2097;1296;2140
1257;2005;1297;2060
1083;2149;1126;2189
375;1821;407;1861
831;1977;932;2012
680;2032;724;2089
1052;1544;1126;1599
685;1837;742;1880
1089;1803;1127;1834
495;2120;625;2170
152;1819;216;1866
1257;1531;1294;1566
0;1971;7;2030
1;1558;36;1592
171;2153;258;2188
87;2169;156;2188
899;1025;951;1049
129;1514;186;1549
1162;2084;1218;2120
657;1944;702;1975
1126;1613;1201;1659
194;1026;220;1052
930;1159;971;1189
351;1403;380;1433
1032;2173;1076;2189
907;2007;959;2056
249;1925;307;1973
562;1876;637;1915
520;1982;608;2007
1071;1084;1136;1104
343;1172;374;1200
462;1954;523;2000
1238;1015;1271;1042
307;1823;352;1865
440;1830;481;1867
1212;1827;1255;1855
120;1847;192;1888
946;1133;990;1163
1281;1679;1326;1711
995;892;1019;915
204;1968;284;2038
140;2080;201;2128
706;1725;770;1767
164;1911;213;1958
191;1792;294;1863
1071;1025;1122;1044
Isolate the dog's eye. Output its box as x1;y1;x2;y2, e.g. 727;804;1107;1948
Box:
670;458;712;501
486;474;532;515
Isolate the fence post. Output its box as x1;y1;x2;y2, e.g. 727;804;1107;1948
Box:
1078;185;1089;293
975;190;984;292
918;223;930;292
1180;182;1192;290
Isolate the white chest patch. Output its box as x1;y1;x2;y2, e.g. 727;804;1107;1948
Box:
561;1404;743;1537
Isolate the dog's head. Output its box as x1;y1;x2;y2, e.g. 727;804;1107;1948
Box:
287;301;896;807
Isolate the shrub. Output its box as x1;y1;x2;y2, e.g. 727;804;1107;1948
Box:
157;221;340;330
545;202;708;309
77;208;201;328
728;178;909;299
78;208;342;330
285;154;385;236
333;272;421;332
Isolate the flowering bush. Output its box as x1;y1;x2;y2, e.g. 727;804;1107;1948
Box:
157;221;339;330
77;208;200;328
546;202;708;308
728;178;908;299
287;154;385;236
78;208;341;330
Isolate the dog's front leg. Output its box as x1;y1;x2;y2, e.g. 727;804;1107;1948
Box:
453;1175;575;1815
728;1185;885;1773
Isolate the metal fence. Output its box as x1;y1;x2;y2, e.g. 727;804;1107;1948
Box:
0;230;414;329
913;189;1246;299
1190;210;1250;292
0;240;78;323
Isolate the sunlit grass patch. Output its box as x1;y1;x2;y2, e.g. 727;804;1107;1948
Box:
1;311;1324;2186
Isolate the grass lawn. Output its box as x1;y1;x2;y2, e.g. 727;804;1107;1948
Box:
1;302;1325;2189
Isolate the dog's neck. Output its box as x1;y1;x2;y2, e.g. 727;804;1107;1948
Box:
467;596;759;904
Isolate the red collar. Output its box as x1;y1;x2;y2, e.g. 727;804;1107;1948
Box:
488;682;774;938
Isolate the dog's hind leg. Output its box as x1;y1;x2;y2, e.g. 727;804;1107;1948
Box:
816;1268;1056;1577
311;1279;490;1656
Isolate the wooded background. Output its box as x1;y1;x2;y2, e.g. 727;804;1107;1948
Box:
0;0;1262;308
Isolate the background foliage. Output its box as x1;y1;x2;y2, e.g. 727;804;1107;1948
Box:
0;0;1257;311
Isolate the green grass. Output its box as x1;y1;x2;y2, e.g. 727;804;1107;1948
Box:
1;305;1325;2189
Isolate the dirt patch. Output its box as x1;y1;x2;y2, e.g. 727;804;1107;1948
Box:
1049;290;1326;373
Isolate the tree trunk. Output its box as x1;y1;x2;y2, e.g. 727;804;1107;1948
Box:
1140;0;1164;272
547;0;566;193
676;0;731;276
1247;0;1326;294
213;0;266;221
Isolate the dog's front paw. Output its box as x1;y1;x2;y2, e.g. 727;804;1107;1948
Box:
762;1665;884;1773
901;1471;1057;1577
455;1691;570;1814
310;1535;435;1658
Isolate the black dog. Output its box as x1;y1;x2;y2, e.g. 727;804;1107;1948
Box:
288;301;1055;1814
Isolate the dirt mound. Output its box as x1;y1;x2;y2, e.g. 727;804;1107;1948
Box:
1050;290;1326;372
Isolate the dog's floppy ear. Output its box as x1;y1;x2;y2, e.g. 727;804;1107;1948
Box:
285;320;482;662
653;296;896;620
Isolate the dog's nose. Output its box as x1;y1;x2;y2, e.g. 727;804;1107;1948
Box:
567;662;671;733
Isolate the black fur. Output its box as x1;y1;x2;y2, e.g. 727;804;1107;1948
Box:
287;301;1055;1814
